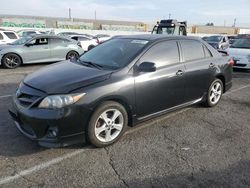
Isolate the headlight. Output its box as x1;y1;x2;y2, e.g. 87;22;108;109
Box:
38;93;85;109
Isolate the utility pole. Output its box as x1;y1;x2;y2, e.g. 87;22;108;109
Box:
169;13;171;19
69;8;72;20
233;18;236;27
94;10;97;20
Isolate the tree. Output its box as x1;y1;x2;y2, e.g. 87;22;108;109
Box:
205;22;214;26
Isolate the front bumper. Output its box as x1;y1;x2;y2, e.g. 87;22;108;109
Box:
233;57;250;69
9;96;92;148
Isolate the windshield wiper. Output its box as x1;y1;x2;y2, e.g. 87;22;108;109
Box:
78;60;103;70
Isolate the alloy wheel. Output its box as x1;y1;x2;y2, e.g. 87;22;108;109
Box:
4;54;20;68
94;109;124;143
209;82;222;105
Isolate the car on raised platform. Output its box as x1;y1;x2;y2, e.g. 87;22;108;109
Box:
0;35;84;68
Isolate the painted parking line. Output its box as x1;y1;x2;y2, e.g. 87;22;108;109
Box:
0;149;88;185
0;83;250;185
0;95;12;99
0;71;33;76
225;84;250;95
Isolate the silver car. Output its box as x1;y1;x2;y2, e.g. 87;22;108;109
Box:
0;35;84;68
226;37;250;70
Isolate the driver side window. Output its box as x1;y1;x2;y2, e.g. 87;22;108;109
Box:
30;38;48;45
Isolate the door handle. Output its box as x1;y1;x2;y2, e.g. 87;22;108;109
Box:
176;70;184;76
209;63;215;68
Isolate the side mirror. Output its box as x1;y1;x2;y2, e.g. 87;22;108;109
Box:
25;42;34;47
138;62;156;72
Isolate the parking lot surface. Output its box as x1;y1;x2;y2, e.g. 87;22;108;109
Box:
0;65;250;188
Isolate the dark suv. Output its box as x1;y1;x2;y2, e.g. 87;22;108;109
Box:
9;35;233;148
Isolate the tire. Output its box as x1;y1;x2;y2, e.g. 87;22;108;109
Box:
87;101;128;147
203;79;223;107
2;53;22;69
88;45;95;51
66;51;79;61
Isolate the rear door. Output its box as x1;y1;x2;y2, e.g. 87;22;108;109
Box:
134;40;186;118
49;38;71;61
179;40;216;102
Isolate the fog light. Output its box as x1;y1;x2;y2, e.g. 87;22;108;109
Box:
47;127;58;138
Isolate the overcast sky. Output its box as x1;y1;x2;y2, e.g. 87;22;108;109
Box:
0;0;250;26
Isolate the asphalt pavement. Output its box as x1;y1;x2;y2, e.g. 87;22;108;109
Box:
0;64;250;188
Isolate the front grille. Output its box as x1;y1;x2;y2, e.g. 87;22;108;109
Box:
234;63;246;67
16;83;46;108
18;93;40;107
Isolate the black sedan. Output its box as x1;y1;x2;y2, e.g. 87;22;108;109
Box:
9;35;233;148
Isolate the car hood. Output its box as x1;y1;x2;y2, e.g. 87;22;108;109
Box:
208;41;219;45
24;61;113;94
227;48;250;56
0;44;20;50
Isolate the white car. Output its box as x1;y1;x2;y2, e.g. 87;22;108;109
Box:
226;37;250;69
17;30;42;37
95;34;111;43
70;35;98;51
0;31;19;45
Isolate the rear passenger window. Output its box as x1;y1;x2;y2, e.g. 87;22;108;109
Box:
181;40;204;61
78;37;89;41
0;33;3;40
203;45;212;58
140;40;180;68
4;32;17;39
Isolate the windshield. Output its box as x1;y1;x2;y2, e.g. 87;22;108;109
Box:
11;37;32;45
79;38;148;70
205;36;222;42
230;38;250;49
153;26;175;35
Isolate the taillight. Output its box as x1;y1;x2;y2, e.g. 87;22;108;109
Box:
228;58;235;66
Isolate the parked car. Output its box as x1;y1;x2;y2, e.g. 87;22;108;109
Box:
57;32;80;36
95;34;111;43
9;35;232;148
0;35;84;68
0;30;19;45
17;29;43;37
69;35;98;51
226;37;250;69
227;35;237;45
204;35;230;50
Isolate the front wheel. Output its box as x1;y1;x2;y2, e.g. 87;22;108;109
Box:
2;53;22;69
203;79;223;107
87;101;128;147
66;51;79;61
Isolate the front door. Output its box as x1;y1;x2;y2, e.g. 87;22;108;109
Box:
134;40;186;118
23;37;51;63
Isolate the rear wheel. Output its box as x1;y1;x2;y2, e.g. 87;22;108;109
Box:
88;45;95;51
87;101;128;147
2;53;22;69
203;79;223;107
66;51;79;61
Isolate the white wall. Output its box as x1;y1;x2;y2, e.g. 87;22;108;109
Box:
1;27;148;36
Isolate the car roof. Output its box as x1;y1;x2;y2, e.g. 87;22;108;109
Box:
115;34;201;42
30;34;75;42
69;34;92;38
0;30;16;33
